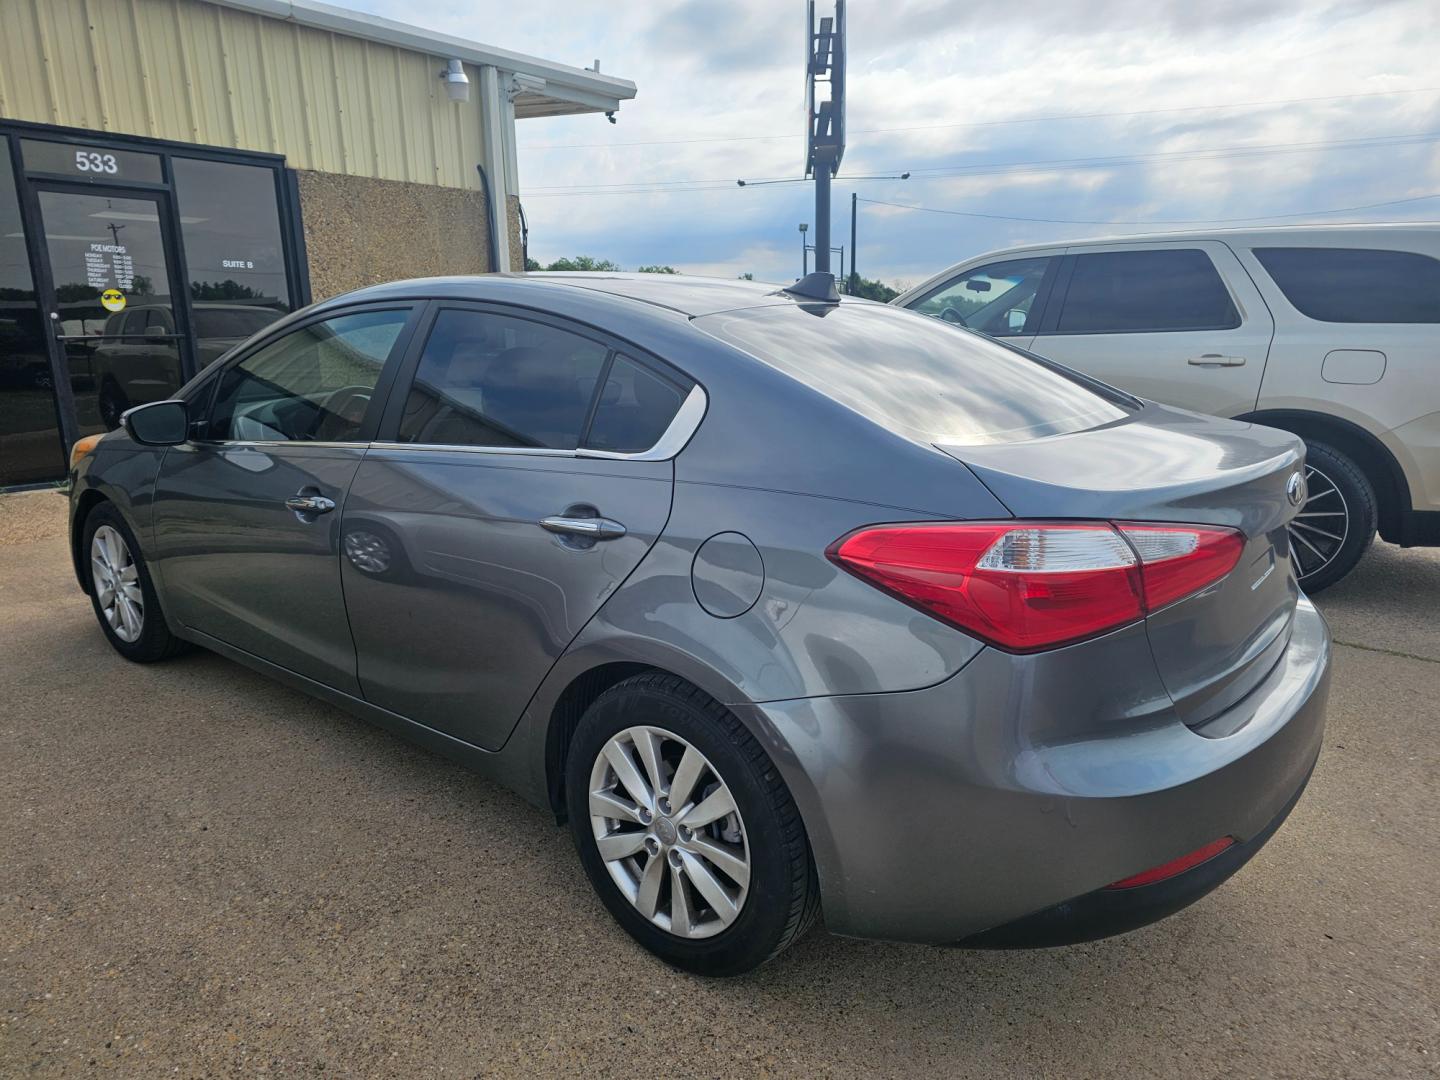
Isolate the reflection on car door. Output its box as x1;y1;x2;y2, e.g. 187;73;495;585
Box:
340;304;687;751
1027;242;1275;417
151;305;418;694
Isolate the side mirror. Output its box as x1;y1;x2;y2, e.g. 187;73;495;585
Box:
122;399;188;446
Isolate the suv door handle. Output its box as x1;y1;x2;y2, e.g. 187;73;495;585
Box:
1187;354;1246;366
286;494;336;515
540;515;627;541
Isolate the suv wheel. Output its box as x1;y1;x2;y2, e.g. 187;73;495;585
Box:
1288;441;1376;593
566;673;819;976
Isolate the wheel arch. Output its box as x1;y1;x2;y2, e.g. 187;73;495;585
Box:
70;488;111;593
1235;409;1409;541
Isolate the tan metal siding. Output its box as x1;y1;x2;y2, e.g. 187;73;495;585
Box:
0;0;486;189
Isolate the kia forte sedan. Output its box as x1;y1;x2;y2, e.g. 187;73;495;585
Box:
67;272;1330;976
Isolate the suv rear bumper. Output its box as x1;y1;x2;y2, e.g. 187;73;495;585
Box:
743;597;1330;945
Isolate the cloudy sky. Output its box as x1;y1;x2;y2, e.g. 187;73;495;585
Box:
352;0;1440;288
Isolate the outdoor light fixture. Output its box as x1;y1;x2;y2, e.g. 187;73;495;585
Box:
440;59;470;103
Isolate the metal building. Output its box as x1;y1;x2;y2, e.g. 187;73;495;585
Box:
0;0;635;485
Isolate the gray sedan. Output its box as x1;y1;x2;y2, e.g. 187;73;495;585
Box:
67;272;1330;975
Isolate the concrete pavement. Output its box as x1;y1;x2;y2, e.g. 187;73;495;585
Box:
1;489;1436;1077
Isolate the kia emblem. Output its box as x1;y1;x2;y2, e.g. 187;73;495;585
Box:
1286;471;1305;507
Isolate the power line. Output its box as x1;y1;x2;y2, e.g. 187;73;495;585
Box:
517;85;1440;151
521;129;1440;196
855;192;1440;227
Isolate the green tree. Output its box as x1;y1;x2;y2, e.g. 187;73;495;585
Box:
544;256;622;272
524;256;542;271
637;264;679;274
846;274;900;302
737;272;754;280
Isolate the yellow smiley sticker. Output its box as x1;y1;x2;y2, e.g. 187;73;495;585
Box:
100;289;126;313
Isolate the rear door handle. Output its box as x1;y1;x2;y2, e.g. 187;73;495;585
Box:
1187;354;1246;367
540;515;627;541
286;494;336;515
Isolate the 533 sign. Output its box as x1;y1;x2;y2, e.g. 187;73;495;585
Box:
73;151;120;174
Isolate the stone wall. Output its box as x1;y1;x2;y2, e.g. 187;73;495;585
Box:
296;171;494;301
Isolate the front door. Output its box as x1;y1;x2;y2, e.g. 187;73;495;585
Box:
340;304;687;750
151;305;419;694
32;185;192;434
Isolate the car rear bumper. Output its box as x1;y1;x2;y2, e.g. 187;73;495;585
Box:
741;596;1330;945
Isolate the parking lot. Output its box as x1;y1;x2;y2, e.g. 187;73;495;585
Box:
1;488;1435;1078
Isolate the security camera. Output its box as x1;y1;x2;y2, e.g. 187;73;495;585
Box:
606;111;617;125
440;59;470;103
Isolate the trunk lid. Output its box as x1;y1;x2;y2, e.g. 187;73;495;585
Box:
939;403;1306;727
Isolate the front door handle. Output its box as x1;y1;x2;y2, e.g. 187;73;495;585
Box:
1187;354;1246;367
540;515;627;541
286;494;336;515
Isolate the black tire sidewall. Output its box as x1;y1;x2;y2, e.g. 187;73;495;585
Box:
1296;441;1376;593
82;502;177;662
566;678;805;976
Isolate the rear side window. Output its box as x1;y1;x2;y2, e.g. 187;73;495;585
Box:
698;303;1129;446
1054;249;1239;333
583;353;689;454
397;309;608;449
1252;247;1440;323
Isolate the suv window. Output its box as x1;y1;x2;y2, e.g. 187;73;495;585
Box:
208;308;407;442
583;353;690;454
1252;247;1440;323
909;257;1052;337
699;303;1130;446
397;309;608;449
1055;249;1239;333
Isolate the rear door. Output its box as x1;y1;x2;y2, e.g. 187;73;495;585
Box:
341;303;690;750
1029;241;1274;417
152;304;420;694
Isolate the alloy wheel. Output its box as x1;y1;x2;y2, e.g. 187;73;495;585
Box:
91;525;144;642
1287;463;1349;584
588;725;750;940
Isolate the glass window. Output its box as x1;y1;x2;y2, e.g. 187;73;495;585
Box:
397;310;608;449
20;139;163;184
1055;249;1239;333
698;303;1130;447
208;309;407;442
908;257;1053;337
1;138;65;485
584;354;689;454
172;158;293;364
1253;247;1440;324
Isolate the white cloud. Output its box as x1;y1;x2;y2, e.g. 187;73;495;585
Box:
349;0;1440;284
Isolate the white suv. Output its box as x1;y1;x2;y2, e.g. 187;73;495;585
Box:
894;224;1440;590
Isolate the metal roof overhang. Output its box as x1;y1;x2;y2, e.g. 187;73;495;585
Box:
209;0;637;117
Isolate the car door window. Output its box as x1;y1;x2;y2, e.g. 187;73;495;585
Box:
583;353;691;454
1055;249;1239;333
396;309;608;449
1252;247;1440;323
909;257;1053;336
208;308;408;442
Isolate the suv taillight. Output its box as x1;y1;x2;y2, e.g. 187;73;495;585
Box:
828;521;1244;653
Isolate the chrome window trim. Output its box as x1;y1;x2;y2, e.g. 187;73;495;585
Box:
375;383;709;462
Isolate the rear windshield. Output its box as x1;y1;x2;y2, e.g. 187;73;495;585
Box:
697;302;1130;446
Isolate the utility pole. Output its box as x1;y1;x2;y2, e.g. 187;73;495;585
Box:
849;192;857;292
804;1;845;276
799;223;809;276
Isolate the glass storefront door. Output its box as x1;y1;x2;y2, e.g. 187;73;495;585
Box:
34;186;190;434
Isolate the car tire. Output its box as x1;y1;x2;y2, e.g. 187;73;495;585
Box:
82;501;190;663
566;672;819;976
1289;440;1376;593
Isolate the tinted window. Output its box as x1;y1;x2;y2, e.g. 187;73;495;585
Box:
583;353;690;453
699;304;1129;446
397;310;608;449
209;309;407;442
1055;249;1239;333
1253;247;1440;323
909;257;1052;337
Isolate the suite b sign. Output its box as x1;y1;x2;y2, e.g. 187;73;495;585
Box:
20;139;162;184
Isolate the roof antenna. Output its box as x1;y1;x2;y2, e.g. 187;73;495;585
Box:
782;271;840;303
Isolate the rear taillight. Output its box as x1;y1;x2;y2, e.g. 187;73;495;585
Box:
828;520;1244;653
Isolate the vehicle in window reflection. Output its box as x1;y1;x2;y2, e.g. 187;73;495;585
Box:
91;303;285;429
68;272;1330;976
893;224;1440;591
